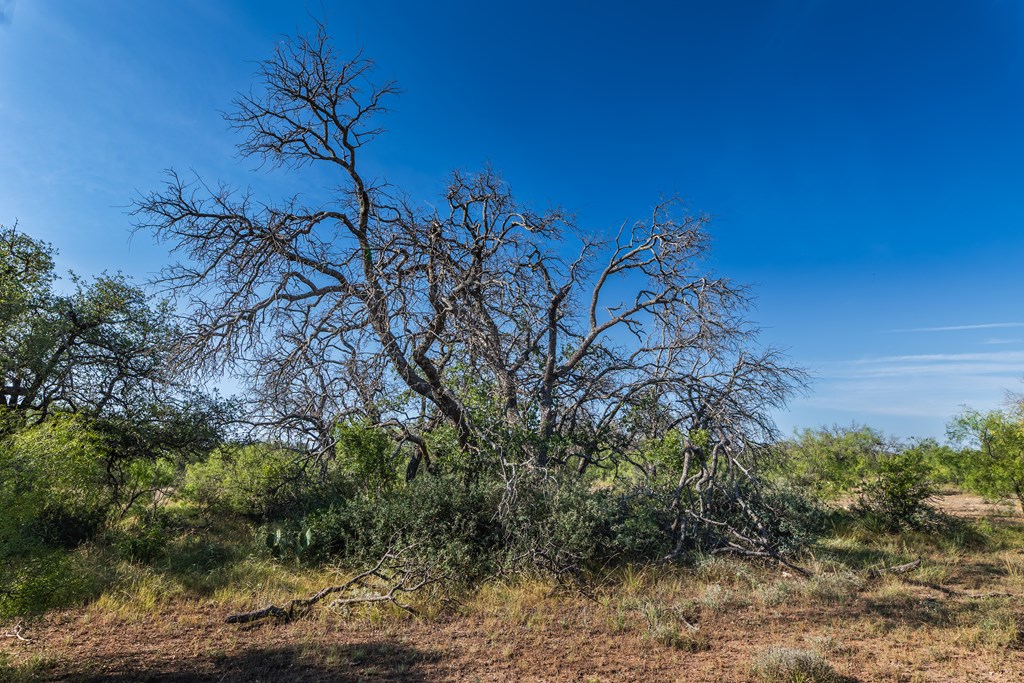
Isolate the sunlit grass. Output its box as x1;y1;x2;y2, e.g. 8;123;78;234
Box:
0;651;61;683
5;493;1022;682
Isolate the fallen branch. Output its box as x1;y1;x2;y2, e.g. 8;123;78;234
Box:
709;545;813;578
226;549;440;625
906;580;1016;600
2;620;31;642
662;503;811;578
867;558;921;578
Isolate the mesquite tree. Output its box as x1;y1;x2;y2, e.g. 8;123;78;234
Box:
0;224;172;421
0;224;230;518
135;24;805;558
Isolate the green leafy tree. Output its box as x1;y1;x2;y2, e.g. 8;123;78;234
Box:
2;225;233;511
1;223;56;410
2;223;230;426
905;437;960;486
771;425;894;498
0;226;233;618
0;222;56;334
1;224;177;421
948;405;1024;509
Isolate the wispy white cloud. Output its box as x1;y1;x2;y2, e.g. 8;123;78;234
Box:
982;338;1021;345
845;350;1024;366
799;351;1024;425
889;322;1024;333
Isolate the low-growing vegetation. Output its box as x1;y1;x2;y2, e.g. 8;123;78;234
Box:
750;646;839;683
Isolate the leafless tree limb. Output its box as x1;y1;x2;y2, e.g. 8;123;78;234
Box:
225;547;442;624
136;21;807;560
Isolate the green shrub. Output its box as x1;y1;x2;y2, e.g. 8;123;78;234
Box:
0;415;112;617
33;503;108;549
503;479;616;573
769;425;891;499
0;543;98;619
0;414;111;543
852;449;937;531
771;424;947;535
305;470;682;579
305;473;501;578
105;508;178;564
334;420;400;490
502;478;673;573
610;488;676;561
183;444;318;518
752;485;832;554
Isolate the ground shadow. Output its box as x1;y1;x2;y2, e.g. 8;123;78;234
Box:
859;594;956;629
47;641;442;682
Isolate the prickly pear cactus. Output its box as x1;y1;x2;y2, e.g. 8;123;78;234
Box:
295;528;312;557
264;527;312;563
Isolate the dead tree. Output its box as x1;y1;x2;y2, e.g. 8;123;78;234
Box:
135;23;806;557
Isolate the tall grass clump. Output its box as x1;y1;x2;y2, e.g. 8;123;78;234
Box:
751;646;840;683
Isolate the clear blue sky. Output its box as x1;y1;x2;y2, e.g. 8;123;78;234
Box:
3;0;1023;440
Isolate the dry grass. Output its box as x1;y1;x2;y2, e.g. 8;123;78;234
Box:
750;646;840;683
2;493;1022;682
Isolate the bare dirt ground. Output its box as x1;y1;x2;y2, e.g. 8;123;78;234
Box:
3;493;1022;682
937;492;1020;520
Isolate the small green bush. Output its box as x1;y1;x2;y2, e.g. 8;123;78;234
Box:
182;444;317;518
503;480;613;572
0;544;98;619
306;473;675;578
750;485;832;554
852;449;937;531
305;473;501;578
105;508;178;564
609;489;676;561
0;414;111;544
0;415;111;617
502;478;673;573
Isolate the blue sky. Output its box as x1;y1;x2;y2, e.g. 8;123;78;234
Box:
2;0;1023;440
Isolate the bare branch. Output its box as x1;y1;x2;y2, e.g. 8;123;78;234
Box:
225;547;442;624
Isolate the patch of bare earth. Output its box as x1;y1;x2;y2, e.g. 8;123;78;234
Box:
935;492;1020;521
3;493;1022;682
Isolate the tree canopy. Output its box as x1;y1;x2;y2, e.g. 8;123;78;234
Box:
1;224;176;419
133;26;803;475
949;403;1024;508
130;24;808;561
